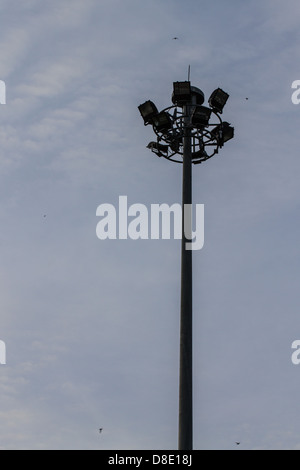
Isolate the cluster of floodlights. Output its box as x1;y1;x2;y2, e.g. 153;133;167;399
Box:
138;81;234;164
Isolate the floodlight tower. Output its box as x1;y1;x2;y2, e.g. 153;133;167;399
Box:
138;81;234;450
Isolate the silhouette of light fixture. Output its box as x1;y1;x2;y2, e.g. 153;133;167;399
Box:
211;121;234;146
208;88;229;113
191;105;212;127
152;111;173;132
172;81;192;105
138;100;159;125
222;122;234;142
138;80;234;451
147;141;169;156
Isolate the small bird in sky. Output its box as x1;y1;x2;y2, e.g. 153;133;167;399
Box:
173;37;178;40
235;442;240;446
99;428;103;433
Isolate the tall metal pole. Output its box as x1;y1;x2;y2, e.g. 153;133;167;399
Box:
139;81;234;451
178;103;193;450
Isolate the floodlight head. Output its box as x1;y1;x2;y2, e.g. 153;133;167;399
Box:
211;121;234;146
208;88;229;113
191;105;212;127
147;141;169;157
152;111;173;133
172;81;192;105
222;122;234;142
138;100;159;125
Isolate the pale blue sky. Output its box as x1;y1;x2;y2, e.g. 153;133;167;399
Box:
0;0;300;449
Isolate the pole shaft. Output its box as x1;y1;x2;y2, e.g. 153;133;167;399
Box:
178;105;193;450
